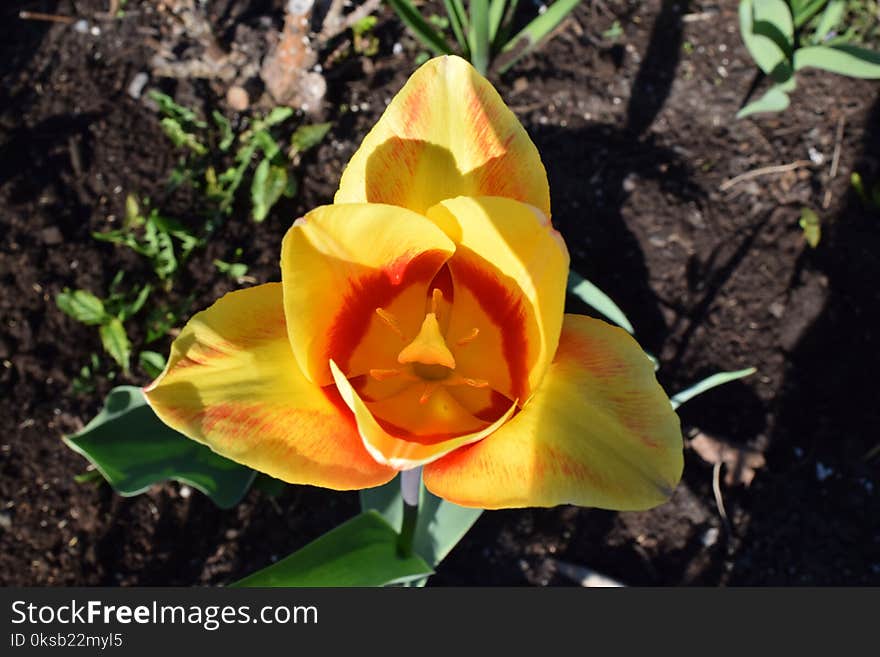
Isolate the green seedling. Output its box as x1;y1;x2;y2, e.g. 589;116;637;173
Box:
603;20;624;41
799;207;821;247
851;171;880;210
214;248;250;281
93;195;201;283
353;15;380;56
738;0;880;118
388;0;583;75
55;273;152;374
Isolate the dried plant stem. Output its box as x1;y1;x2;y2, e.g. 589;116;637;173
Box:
719;160;815;191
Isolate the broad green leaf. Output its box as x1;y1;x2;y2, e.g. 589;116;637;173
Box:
739;0;793;77
799;207;821;247
468;0;491;75
63;386;255;508
56;289;108;326
498;0;581;73
812;0;844;43
290;122;332;155
567;270;635;335
99;318;131;373
251;159;289;222
360;474;482;568
138;350;166;379
670;367;757;410
387;0;454;56
252;473;287;498
232;511;433;587
444;0;470;54
794;44;880;78
736;84;791;118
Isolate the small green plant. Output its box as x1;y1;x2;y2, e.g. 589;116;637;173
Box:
851;171;880;210
56;273;152;374
799;207;821;247
387;0;582;75
93;195;201;284
602;20;623;42
214;247;250;281
738;0;880;118
352;15;380;56
151;92;331;224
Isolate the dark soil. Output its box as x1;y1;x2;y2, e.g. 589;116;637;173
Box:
2;0;878;586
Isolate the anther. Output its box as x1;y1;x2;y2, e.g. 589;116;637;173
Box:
375;308;405;340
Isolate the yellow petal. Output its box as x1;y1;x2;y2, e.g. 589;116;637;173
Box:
144;283;395;490
335;55;550;217
426;196;569;403
330;360;516;470
281;203;456;386
423;314;683;509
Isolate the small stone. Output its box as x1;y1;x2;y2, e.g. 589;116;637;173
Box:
226;86;250;112
40;227;63;245
0;512;11;531
73;19;89;34
127;72;149;100
768;301;785;319
179;485;192;499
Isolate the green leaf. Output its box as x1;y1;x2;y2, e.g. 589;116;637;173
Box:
56;289;108;326
213;259;249;279
498;0;581;73
791;0;827;28
736;84;791;118
670;367;757;410
63;386;255;508
812;0;844;42
262;107;294;128
159;117;207;155
360;474;482;568
232;511;433;587
252;473;287;497
799;207;821;248
738;0;793;77
794;44;880;78
488;0;507;43
290;122;332;155
251;159;289;222
117;284;152;322
148;91;207;128
444;0;470;54
468;0;491;75
566;270;635;335
211;110;235;151
138;350;166;379
99;318;131;373
387;0;454;56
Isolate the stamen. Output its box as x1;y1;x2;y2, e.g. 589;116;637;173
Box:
375;307;405;340
456;327;480;346
430;288;444;315
445;373;489;388
369;368;402;381
419;382;441;404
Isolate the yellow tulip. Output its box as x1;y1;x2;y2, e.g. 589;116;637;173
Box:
145;56;682;510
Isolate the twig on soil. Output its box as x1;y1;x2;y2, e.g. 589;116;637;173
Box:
18;11;77;24
719;160;816;192
822;115;846;210
712;461;731;532
317;0;383;43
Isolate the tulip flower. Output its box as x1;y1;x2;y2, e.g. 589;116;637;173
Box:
145;56;682;510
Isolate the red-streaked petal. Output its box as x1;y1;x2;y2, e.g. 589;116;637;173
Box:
423;314;683;509
330;360;516;470
281;203;456;386
335;55;551;217
144;283;395;489
426;196;569;403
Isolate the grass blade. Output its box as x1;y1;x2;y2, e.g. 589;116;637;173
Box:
567;270;635;335
498;0;581;73
468;0;491;75
670;368;757;410
444;0;470;56
387;0;454;56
